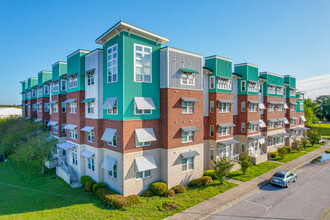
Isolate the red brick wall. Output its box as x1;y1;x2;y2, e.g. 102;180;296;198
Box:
285;98;297;128
203;116;209;140
27;99;37;119
83;118;103;148
160;88;204;149
236;95;261;135
37;97;50;122
262;96;286;132
50;94;67;137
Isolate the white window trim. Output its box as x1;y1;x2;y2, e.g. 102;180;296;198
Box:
134;103;152;115
210;125;214;137
87;129;95;143
241;122;245;133
182;157;194;172
210;76;215;89
107;44;118;83
108;131;117;147
210;101;214;113
61;79;67;91
182;101;194;114
241;80;246;92
181;72;195;86
107;100;118;115
134;43;152;83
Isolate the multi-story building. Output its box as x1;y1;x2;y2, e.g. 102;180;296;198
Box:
19;21;308;196
36;71;52;123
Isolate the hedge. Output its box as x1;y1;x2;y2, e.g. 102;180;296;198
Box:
172;185;186;194
84;179;96;192
165;189;175;197
95;186;117;202
105;194;141;209
142;189;154;197
283;146;292;154
92;182;107;193
188;176;212;188
80;176;92;186
150;181;167;196
268;152;278;159
203;170;217;180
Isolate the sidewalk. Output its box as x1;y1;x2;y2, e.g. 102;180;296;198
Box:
166;143;330;220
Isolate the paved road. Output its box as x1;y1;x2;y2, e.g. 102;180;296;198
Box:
211;159;330;220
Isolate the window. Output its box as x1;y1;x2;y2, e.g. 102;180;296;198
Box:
136;169;151;179
108;131;117;147
44;85;49;95
182;101;194;114
88;130;94;143
290;120;296;126
249;103;258;112
38;104;42;112
107;100;118;115
241;102;245;112
69;101;77;113
68;74;78;88
182;157;194;171
136;136;151;147
290;131;294;140
268;85;276;94
87;101;95;114
109;162;117;178
268;103;275;111
88;157;95;171
62;124;66;135
71;148;78;165
182;131;194;143
107;44;118;83
218;77;231;90
53;125;58;134
249;140;258;151
241;122;245;133
134;44;152;83
87;71;95;85
248;81;258;92
241;80;246;92
27;91;31;99
241;141;245;152
52;103;58;113
33;104;37;112
210;101;214;113
45;103;49;112
210;76;215;89
219;102;231;113
268;122;275;129
52;81;59;92
28;105;31;111
37;87;42;96
61;102;66;113
61;80;67;91
290;104;295;111
218;126;231;137
277;87;284;95
268;138;275;146
300;102;303;111
290;88;295;97
210;125;214;137
69;128;77;140
249;123;258;132
32;89;36;97
277;104;283;111
181;72;195;85
134;103;151;115
278;121;283;128
210;147;214;160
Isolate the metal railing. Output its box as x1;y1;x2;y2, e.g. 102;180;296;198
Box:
58;158;68;173
232;154;240;162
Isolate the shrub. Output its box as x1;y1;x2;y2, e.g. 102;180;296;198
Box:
203;170;217;180
213;157;234;185
105;194;127;209
172;185;186;194
239;153;253;175
126;195;141;206
84;179;96;192
165;189;175;197
142;189;154;197
149;182;167;196
92;182;107;193
325;149;330;154
283;146;292;154
278;147;286;160
188;176;212;188
268;152;278;159
80;176;92;186
96;186;117;201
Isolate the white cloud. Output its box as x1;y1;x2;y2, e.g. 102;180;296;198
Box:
297;74;330;100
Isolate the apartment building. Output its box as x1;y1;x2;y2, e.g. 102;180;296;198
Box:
20;21;308;196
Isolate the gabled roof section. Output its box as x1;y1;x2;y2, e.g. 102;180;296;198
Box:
96;21;169;45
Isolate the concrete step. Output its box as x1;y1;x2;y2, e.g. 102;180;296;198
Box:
70;182;82;188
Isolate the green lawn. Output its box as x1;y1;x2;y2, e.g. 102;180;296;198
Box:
227;161;281;182
271;151;306;163
308;124;330;136
304;144;321;152
0;160;237;219
325;149;330;153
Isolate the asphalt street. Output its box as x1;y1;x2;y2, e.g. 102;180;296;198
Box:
211;156;330;220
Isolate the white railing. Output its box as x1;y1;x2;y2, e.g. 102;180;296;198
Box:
232;154;239;162
58;158;68;173
259;148;265;155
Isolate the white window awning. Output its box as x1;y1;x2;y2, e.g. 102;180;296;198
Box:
81;126;95;132
48;121;58;126
181;150;200;158
217;123;235;127
284;103;289;109
63;98;77;103
63;124;77;130
48;100;58;105
284;117;289;124
300;116;307;122
259;119;266;128
249;121;260;125
290;117;298;120
135;128;157;142
102;97;117;110
101;155;117;171
181;126;199;132
57;142;77;150
135;155;157;172
290;102;298;105
259;103;266;110
81;150;95;158
35;102;42;105
218;99;234;104
181;97;199;102
101;128;117;142
218;139;241;146
134;97;156;110
34;119;42;122
268;119;279;123
249;135;266;140
248;100;260;104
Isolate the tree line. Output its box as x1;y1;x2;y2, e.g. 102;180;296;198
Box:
304;95;330;125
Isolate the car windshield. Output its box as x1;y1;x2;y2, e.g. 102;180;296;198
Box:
273;172;285;178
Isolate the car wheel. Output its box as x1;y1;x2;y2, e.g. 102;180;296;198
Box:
293;177;297;182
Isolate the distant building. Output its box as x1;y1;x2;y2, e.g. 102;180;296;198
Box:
0;107;22;119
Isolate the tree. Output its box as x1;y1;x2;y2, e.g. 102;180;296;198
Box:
304;98;319;126
315;95;330;121
300;138;309;150
212;157;234;185
278;147;286;160
307;130;321;146
238;154;253;175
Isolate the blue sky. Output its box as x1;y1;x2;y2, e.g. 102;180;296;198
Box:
1;0;330;104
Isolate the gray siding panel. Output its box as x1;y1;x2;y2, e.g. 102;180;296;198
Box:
203;74;209;116
160;50;168;89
